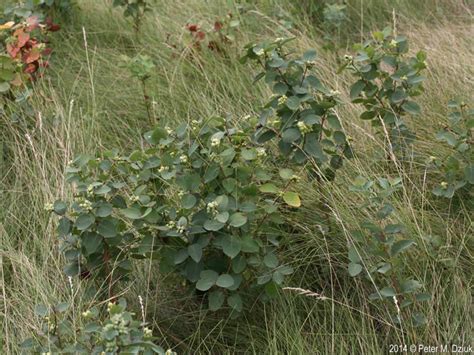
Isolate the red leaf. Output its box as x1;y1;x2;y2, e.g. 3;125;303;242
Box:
42;48;53;56
186;24;199;32
26;16;40;31
23;48;41;64
7;43;20;58
14;29;30;48
24;63;38;74
214;21;223;32
196;31;206;40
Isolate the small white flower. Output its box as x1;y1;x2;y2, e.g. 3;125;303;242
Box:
179;154;188;163
401;75;408;81
177;225;186;234
206;200;219;213
255;48;264;56
256;147;266;157
211;138;221;147
389;39;397;47
344;54;353;61
278;95;287;106
44;203;54;211
297;121;311;134
440;181;448;189
158;166;169;173
166;221;176;229
329;89;340;96
144;327;153;338
165;126;173;135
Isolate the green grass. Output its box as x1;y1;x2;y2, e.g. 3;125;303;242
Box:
1;0;472;353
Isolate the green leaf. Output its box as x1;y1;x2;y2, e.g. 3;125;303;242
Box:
53;201;67;215
282;128;301;143
97;219;118;238
216;212;229;223
304;133;326;162
303;49;317;61
283;191;301;207
174;249;188;264
35;304;49;317
390;89;407;104
348;262;362;277
216;274;235;288
259;183;279;193
208;290;225;311
240;236;259;253
232;255;247;273
416;293;431;302
0;82;10;93
82;232;103;255
204;219;225;231
196;270;218;291
349;80;365;100
121;207;142;220
182;194;197;209
380;287;396;297
263;253;279;268
75;214;95;231
360;110;376;120
222;235;241;258
96;203;113;217
241;148;257;161
229;213;247;228
57;217;71;237
464;165;474;184
150;127;168;143
286;96;301;110
63;262;79;276
204;165;220;183
227;294;243;312
279;168;294;180
391;239;415;256
188;244;203;263
400;279;422;293
402;101;421;115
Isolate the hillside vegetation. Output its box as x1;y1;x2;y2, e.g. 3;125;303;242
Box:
0;0;472;354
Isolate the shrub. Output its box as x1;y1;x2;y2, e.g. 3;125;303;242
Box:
21;298;173;354
120;54;156;123
240;37;352;181
0;16;59;98
430;99;473;198
185;14;240;53
52;116;297;312
348;176;429;326
340;27;427;160
112;0;151;34
4;0;74;21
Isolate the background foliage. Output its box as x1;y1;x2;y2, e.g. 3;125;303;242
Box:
0;0;472;353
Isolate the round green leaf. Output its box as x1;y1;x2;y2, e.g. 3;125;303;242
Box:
348;262;363;277
208;290;225;311
283;192;301;207
196;270;219;291
188;244;203;263
229;213;247;228
216;274;235;288
182;194;197;209
75;214;95;230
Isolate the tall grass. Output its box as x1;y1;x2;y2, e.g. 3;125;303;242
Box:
1;0;472;353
